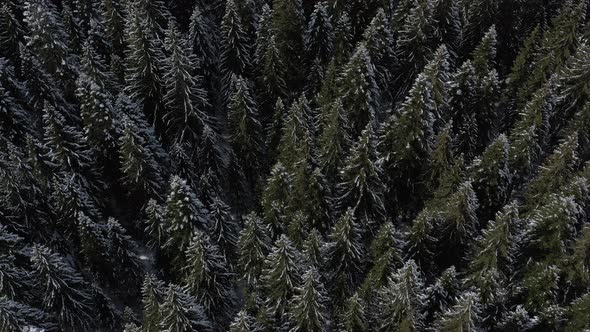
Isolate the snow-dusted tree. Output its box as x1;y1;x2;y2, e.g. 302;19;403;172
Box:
333;13;353;65
341;293;367;332
565;292;590;332
183;231;233;324
362;8;395;95
257;34;286;107
227;74;262;177
376;260;425;331
23;0;69;77
141;274;166;332
100;0;125;57
287;268;328;332
318;98;350;185
159;284;211;332
272;0;305;89
229;310;260;332
261;162;291;238
423;266;461;324
0;4;24;65
277;95;315;173
259;234;302;316
338;44;379;137
470;135;511;221
0;297;56;332
238;212;270;287
162;20;209;144
124;4;164;121
42;101;94;172
188;4;217;82
379;73;436;216
30;245;93;330
337;125;385;229
436;290;482;331
131;0;169;39
360;222;403;297
163;176;209;269
305;2;334;66
221;0;251;80
322;208;364;305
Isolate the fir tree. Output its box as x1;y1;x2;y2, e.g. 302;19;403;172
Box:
162;20;209;145
338;125;385;229
272;0;305;89
159;284;211;332
30;245;93;330
229;310;260;332
141;274;166;332
305;2;334;66
338;44;379;137
221;0;251;80
0;4;24;65
322;208;364;305
259;234;302;315
376;259;425;332
163;176;209;269
287;268;328;332
437;290;482;331
318;98;350;185
341;293;367;332
237;212;270;287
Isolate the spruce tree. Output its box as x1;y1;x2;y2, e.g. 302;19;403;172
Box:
338;125;385;229
159;284;211;332
141;274;166;332
305;1;334;66
322;208;364;305
237;212;270;287
30;245;93;330
162;20;209;145
221;0;251;80
376;259;425;331
437;291;482;331
0;3;24;65
183;230;233;325
259;234;302;316
287;268;328;332
341;293;367;332
272;0;305;90
318;98;350;185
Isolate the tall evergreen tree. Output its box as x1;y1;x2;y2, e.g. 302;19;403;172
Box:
287;268;328;332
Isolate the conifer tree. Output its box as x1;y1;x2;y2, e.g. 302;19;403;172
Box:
257;34;286;106
163;176;209;269
23;0;69;77
333;14;353;65
423;267;461;324
322;208;364;305
162;20;209;146
0;4;24;65
141;274;166;332
380;73;436;216
159;284;211;332
0;297;56;332
338;125;385;228
318;99;350;185
259;234;302;315
341;293;367;332
338;44;379;137
30;245;93;330
124;5;163;121
188;3;217;95
287;268;328;332
101;0;125;57
238;212;270;287
305;2;334;66
277;95;315;173
183;231;233;325
376;259;425;331
362;9;395;95
261;162;291;238
565;292;590;331
272;0;305;89
227;75;262;177
221;0;251;80
437;291;482;331
229;310;260;332
470;135;511;221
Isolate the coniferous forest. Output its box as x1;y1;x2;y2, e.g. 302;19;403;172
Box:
2;0;590;330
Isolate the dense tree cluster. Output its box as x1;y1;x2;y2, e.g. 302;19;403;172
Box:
1;0;590;330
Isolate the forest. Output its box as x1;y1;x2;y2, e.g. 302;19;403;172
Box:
1;0;590;331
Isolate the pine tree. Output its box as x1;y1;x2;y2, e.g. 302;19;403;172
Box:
227;75;262;176
30;245;93;330
338;44;379;137
163;176;209;269
376;259;425;331
341;293;367;332
141;274;166;332
333;13;353;65
380;73;436;216
42;101;94;172
183;231;233;324
221;0;251;80
23;0;69;77
437;291;481;331
124;4;163;122
237;212;270;287
423;267;461;324
277;95;315;173
304;228;323;267
257;34;286;106
188;3;217;80
229;310;260;332
305;2;334;66
261;162;291;238
318;98;350;185
287;268;328;332
0;297;56;332
159;284;211;332
322;208;364;305
272;0;305;89
131;0;169;39
162;20;209;145
0;4;24;65
565;292;590;332
470;134;511;221
101;0;125;57
362;9;395;96
207;197;238;258
259;234;302;315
